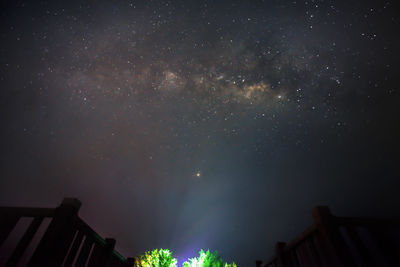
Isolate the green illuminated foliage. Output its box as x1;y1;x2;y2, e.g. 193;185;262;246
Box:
182;250;237;267
135;248;177;267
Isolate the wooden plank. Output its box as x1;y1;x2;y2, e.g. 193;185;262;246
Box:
0;208;55;218
344;226;372;266
355;226;388;265
62;231;84;267
312;228;333;267
304;233;323;267
5;217;43;267
312;206;354;266
368;225;399;266
0;214;20;247
336;217;400;227
296;242;313;267
283;225;317;252
28;198;81;267
84;242;95;267
86;243;105;267
87;238;116;267
274;242;286;267
74;237;94;267
287;249;300;267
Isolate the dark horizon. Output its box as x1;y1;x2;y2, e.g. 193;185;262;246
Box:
1;0;399;265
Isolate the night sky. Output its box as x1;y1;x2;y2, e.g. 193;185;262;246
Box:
1;0;399;265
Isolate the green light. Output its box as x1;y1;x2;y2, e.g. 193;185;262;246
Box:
113;250;127;262
182;250;237;267
135;248;177;267
134;249;236;267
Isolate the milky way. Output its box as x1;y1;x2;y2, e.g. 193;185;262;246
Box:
0;1;399;265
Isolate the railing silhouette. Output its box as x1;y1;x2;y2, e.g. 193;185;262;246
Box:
3;200;399;267
257;206;400;267
0;198;135;267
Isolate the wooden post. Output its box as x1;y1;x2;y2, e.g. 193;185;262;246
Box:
126;257;136;266
312;206;352;267
28;198;81;267
275;242;286;267
104;238;116;267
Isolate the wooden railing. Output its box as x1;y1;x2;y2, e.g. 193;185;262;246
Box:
0;198;136;267
258;206;400;267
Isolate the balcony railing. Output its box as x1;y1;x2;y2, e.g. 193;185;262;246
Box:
258;206;400;267
0;198;135;267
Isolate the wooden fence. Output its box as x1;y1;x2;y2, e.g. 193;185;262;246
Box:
0;198;135;267
258;206;400;267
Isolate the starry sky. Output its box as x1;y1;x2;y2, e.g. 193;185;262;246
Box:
0;0;399;265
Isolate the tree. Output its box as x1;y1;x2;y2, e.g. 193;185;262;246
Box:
135;248;177;267
182;250;237;267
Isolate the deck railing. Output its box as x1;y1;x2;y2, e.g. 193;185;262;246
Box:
0;198;135;267
259;206;400;267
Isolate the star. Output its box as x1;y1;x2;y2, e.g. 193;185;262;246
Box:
0;0;397;265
